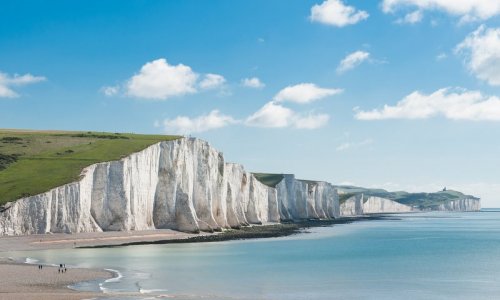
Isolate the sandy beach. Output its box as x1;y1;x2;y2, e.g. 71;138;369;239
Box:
0;229;216;299
0;258;112;300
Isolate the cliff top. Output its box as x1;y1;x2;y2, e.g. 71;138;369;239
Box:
0;129;179;205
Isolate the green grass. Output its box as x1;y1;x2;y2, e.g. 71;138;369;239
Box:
0;130;180;205
253;173;285;188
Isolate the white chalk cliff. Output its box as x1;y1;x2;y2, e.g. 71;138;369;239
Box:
0;138;340;236
340;194;414;216
0;138;481;236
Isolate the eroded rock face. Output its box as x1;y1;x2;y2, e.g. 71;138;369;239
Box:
363;196;413;214
0;138;339;236
275;175;339;220
340;194;364;216
434;198;481;212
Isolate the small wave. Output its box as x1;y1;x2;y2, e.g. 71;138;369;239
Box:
24;257;39;264
139;288;169;294
104;268;123;283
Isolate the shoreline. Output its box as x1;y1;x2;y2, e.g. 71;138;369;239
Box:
81;215;397;248
0;215;397;299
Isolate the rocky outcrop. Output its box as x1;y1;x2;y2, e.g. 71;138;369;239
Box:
363;196;413;214
434;198;481;212
0;138;337;236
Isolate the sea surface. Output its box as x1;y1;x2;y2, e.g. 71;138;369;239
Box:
5;210;500;299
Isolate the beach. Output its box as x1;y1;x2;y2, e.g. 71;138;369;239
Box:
0;258;112;300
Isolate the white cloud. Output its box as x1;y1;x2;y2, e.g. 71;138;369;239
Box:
355;88;500;121
0;72;46;98
199;73;226;90
246;102;295;128
455;26;500;86
126;58;198;100
163;110;237;134
336;138;373;151
101;85;119;96
246;101;330;129
274;83;342;104
241;77;265;89
382;0;500;22
396;10;423;24
310;0;369;27
337;51;370;73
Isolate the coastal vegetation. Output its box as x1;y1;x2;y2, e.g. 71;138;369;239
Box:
0;130;179;205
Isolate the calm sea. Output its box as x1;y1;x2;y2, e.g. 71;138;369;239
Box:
6;210;500;299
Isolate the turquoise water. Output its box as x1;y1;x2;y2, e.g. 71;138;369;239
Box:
6;210;500;299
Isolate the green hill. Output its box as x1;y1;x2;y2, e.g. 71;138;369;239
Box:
335;185;479;209
0;129;179;205
253;173;285;188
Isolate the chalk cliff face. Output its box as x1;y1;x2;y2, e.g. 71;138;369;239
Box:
363;196;413;214
339;194;364;216
0;138;337;236
340;195;413;216
275;176;339;220
434;198;481;212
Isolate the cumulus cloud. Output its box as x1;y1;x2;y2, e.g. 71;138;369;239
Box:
382;0;500;22
199;73;226;90
396;10;423;24
455;26;500;86
355;88;500;121
274;83;342;104
126;58;198;100
246;101;329;129
337;51;370;73
0;72;46;98
310;0;368;27
163;110;237;134
241;77;265;89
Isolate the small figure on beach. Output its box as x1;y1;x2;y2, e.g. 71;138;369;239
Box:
58;268;60;273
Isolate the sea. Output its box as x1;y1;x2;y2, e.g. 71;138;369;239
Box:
5;210;500;300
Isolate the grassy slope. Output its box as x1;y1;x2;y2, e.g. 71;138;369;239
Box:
336;185;479;209
253;173;285;188
0;130;179;205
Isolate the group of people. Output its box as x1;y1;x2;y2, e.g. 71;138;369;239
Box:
58;263;67;273
36;263;68;273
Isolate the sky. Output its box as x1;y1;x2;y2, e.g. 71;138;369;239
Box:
1;0;500;207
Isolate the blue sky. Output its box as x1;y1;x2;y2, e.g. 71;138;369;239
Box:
1;0;500;206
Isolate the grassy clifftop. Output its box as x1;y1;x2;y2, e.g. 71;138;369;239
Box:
0;129;179;205
253;173;285;188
